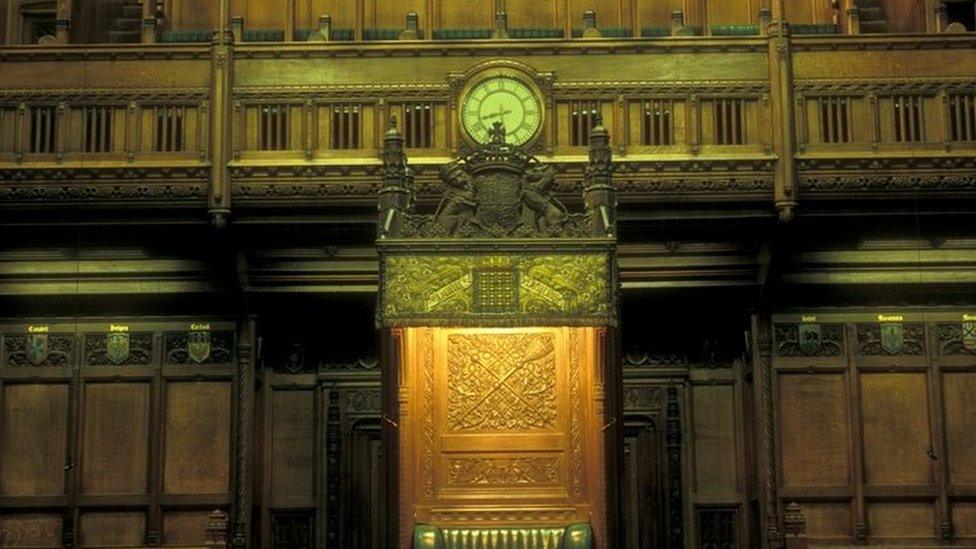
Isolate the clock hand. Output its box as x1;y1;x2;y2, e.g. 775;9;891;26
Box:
481;109;512;120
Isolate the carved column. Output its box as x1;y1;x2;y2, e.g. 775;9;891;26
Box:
767;17;798;223
665;386;684;547
377;118;413;239
583;115;616;239
325;385;341;545
755;315;782;548
209;0;234;228
56;0;71;44
232;318;255;547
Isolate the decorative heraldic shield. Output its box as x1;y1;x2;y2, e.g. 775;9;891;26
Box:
376;117;620;549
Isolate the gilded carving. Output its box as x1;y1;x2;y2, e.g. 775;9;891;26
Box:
423;329;435;497
570;328;584;495
446;333;556;432
446;457;559;485
381;253;611;325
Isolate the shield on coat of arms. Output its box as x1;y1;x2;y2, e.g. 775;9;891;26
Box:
880;322;903;355
799;323;821;355
188;331;211;364
963;321;976;353
106;332;130;364
472;172;524;233
27;333;48;365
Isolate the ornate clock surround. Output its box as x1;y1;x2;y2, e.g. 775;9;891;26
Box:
450;60;554;152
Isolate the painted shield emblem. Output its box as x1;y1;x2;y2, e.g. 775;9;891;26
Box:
880;322;903;355
27;333;48;366
963;321;976;353
188;331;211;364
106;332;130;364
799;323;821;356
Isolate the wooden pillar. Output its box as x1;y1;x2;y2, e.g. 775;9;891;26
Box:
142;0;157;43
754;314;782;549
767;13;798;223
209;0;234;228
232;318;256;547
56;0;71;44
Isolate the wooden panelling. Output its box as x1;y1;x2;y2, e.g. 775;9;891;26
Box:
0;384;68;496
81;383;150;495
784;0;834;25
779;374;849;487
867;502;934;536
163;381;231;494
364;0;424;29
242;0;286;30
0;514;62;548
509;0;558;28
271;389;315;501
943;372;976;486
881;0;925;33
570;0;626;27
692;385;737;493
305;0;358;29
172;0;219;30
954;502;976;536
707;0;755;26
162;510;210;545
803;502;851;537
638;0;684;28
437;0;492;29
860;373;932;485
78;512;145;547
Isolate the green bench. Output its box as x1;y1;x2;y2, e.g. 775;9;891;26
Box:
414;523;592;549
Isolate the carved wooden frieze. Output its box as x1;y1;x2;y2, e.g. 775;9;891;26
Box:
84;331;153;366
380;252;613;327
856;321;925;356
3;331;74;367
164;330;234;365
623;385;663;412
935;318;976;356
774;323;844;357
446;457;559;486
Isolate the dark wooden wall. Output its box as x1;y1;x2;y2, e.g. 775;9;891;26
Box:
0;319;237;547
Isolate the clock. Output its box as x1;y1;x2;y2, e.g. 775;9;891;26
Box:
460;75;543;146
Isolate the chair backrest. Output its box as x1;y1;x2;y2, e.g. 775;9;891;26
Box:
414;523;592;549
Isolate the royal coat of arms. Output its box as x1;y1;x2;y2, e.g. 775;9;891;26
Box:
107;332;130;364
27;333;48;365
188;331;211;363
880;322;903;355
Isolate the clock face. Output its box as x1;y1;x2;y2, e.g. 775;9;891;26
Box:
461;76;543;146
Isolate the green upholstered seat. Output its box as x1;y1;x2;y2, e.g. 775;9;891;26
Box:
510;28;565;39
791;23;839;34
432;28;492;40
159;30;213;43
641;26;670;37
710;24;760;36
571;27;632;38
364;28;402;40
243;29;284;42
414;523;592;549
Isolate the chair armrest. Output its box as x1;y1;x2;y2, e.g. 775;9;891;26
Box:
414;524;442;549
562;523;593;549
